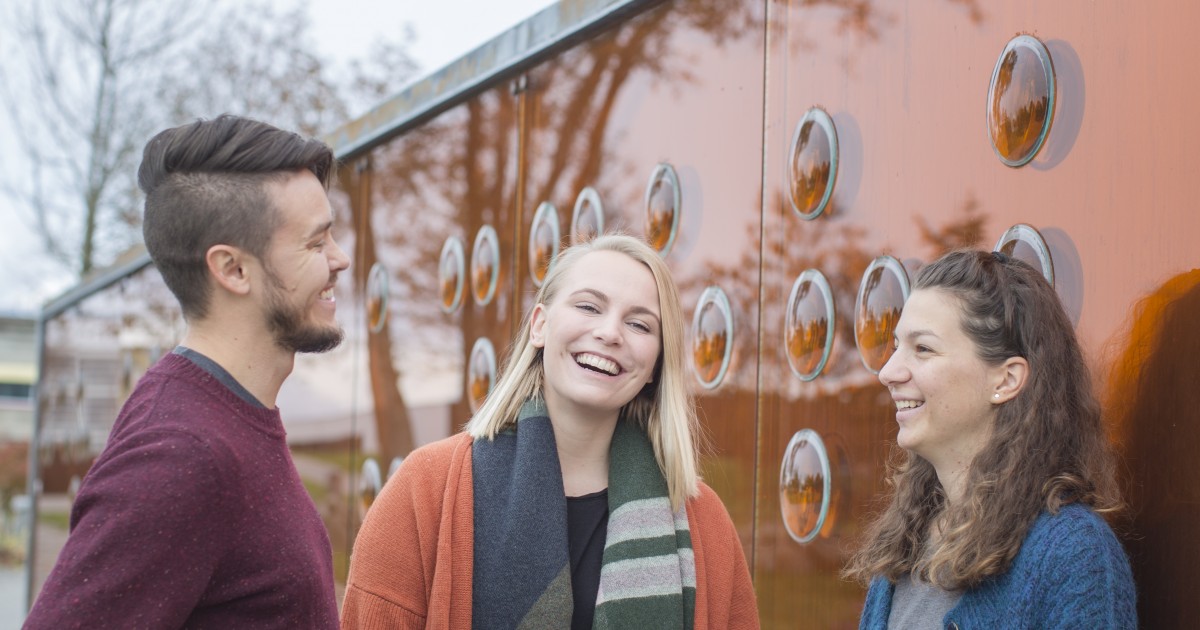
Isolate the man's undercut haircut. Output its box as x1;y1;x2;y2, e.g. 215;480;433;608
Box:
139;114;335;320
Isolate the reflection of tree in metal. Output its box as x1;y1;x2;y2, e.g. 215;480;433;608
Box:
785;269;834;380
789;109;836;219
529;202;560;286
854;257;908;374
471;226;499;305
988;36;1054;166
438;237;465;313
693;287;732;388
366;262;389;333
780;429;830;543
571;187;604;244
467;337;496;414
915;192;987;256
994;223;1055;286
359;458;382;518
645;164;680;254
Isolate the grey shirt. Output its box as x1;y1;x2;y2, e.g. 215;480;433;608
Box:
888;573;962;629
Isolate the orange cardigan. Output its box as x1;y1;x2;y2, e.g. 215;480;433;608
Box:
341;432;760;629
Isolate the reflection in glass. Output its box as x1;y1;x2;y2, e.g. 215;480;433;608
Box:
572;187;605;244
439;237;465;313
788;108;838;220
644;163;681;255
785;269;835;381
529;202;561;287
360;458;382;516
692;286;733;389
468;337;497;413
987;35;1055;167
855;256;910;374
366;262;389;333
779;429;830;544
994;223;1055;286
471;226;500;306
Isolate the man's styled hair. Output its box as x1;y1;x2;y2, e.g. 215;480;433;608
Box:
465;234;702;510
139;114;335;320
845;250;1122;590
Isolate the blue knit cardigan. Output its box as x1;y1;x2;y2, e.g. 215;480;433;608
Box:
859;503;1136;629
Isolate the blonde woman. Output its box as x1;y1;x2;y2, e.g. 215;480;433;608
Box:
342;234;758;629
846;250;1135;629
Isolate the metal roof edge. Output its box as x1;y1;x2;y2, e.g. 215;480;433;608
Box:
324;0;655;160
40;251;154;321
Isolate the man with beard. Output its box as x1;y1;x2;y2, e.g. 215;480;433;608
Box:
25;115;349;629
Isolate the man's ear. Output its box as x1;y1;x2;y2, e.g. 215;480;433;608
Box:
529;303;548;349
991;356;1029;404
206;244;253;296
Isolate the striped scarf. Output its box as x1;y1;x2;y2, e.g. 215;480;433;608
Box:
472;399;695;629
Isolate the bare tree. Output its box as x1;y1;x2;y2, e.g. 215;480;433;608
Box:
1;0;206;276
0;0;418;280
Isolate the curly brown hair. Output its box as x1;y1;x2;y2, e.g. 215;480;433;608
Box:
844;250;1122;590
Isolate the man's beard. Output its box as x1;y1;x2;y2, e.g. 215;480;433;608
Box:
264;273;344;354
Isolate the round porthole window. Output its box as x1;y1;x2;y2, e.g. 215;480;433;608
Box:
779;429;831;544
785;269;835;381
692;286;733;389
387;456;404;481
987;35;1056;167
529;202;561;287
471;226;500;306
366;262;389;333
994;223;1055;286
467;337;497;413
787;107;838;220
854;256;910;374
439;237;465;313
644;163;681;255
571;187;605;244
360;458;382;516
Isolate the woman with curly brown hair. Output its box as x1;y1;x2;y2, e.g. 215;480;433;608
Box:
845;250;1135;629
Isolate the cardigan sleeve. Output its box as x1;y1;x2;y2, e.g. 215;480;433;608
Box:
341;434;472;629
691;483;761;629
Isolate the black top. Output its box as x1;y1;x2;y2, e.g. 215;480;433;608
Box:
567;488;609;630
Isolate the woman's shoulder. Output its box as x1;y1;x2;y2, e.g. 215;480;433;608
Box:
1017;503;1130;576
686;482;738;532
381;432;474;505
1026;503;1120;547
397;432;474;474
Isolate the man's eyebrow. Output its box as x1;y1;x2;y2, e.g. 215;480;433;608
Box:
306;220;333;240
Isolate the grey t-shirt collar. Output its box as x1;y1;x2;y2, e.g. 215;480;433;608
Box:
173;346;268;409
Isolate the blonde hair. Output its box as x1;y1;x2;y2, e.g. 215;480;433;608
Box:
466;234;700;509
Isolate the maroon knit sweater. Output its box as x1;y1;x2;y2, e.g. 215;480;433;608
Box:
25;352;338;629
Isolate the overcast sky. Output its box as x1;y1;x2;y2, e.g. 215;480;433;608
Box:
0;0;555;315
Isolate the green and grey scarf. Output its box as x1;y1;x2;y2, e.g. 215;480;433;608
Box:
472;399;695;629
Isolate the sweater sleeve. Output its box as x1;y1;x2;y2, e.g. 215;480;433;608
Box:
692;483;760;629
1036;510;1137;630
24;430;231;629
341;436;466;629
